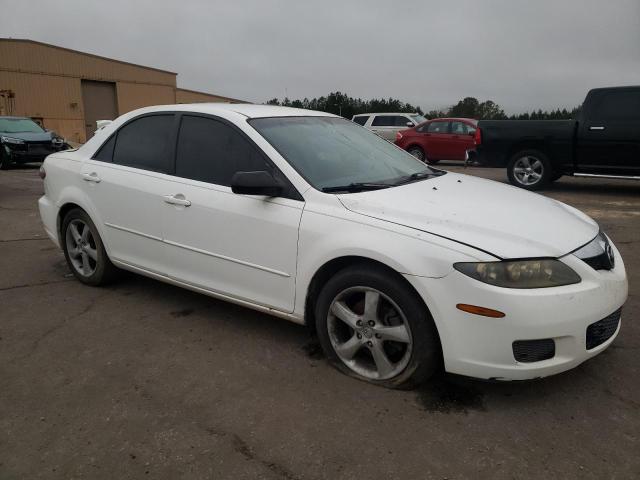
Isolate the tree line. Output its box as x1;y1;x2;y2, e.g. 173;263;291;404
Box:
265;91;580;120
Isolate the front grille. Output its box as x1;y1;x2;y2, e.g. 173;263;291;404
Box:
586;308;621;350
513;339;555;363
581;251;614;271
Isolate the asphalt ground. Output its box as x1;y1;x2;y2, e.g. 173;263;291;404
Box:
1;163;638;479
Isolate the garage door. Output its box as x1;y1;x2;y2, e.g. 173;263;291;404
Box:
81;80;117;142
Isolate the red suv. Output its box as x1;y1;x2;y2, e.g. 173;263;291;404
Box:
394;118;478;164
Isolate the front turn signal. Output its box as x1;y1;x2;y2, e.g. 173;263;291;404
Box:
456;304;505;318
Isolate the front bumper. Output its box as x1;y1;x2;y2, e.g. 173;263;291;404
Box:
3;144;61;164
404;244;628;380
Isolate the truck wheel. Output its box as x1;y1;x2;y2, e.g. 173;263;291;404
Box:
507;150;552;190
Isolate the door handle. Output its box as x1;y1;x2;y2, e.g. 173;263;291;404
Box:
163;194;191;207
589;126;605;131
82;172;101;183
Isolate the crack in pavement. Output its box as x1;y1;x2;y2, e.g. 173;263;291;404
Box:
8;296;100;365
0;279;72;292
0;237;50;243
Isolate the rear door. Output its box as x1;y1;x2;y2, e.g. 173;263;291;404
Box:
161;114;303;312
80;114;176;271
421;120;451;159
369;115;394;139
449;121;476;160
576;88;640;174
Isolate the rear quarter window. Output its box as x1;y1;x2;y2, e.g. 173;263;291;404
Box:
353;116;369;126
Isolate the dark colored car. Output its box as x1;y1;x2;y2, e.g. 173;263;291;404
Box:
394;118;478;164
472;86;640;189
0;116;69;170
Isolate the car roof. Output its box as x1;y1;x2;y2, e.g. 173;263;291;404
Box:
125;103;337;120
429;117;477;123
355;112;420;116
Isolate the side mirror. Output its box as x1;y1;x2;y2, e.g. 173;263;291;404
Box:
231;170;283;197
406;121;414;127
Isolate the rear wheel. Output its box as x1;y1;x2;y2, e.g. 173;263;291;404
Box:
62;208;119;286
315;264;441;389
507;149;552;190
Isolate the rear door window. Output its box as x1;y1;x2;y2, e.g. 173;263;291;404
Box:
451;121;475;134
371;116;393;127
112;114;174;173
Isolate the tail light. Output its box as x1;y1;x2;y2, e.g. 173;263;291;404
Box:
474;127;482;145
39;165;46;179
396;132;403;142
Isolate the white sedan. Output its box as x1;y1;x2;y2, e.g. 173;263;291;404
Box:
38;104;628;388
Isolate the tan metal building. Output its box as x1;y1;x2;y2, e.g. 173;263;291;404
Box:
0;38;245;143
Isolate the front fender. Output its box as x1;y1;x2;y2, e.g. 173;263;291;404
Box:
293;207;491;317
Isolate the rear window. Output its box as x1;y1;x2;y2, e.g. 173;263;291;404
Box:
352;116;369;126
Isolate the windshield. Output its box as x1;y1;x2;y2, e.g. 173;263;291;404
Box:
0;118;44;134
250;117;439;191
411;114;427;124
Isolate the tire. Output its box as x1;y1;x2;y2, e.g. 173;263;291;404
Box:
0;151;11;170
426;159;440;165
61;208;119;286
507;149;552;190
407;146;425;162
314;263;441;389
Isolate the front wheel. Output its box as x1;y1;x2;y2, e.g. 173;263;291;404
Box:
0;151;11;170
315;264;441;389
507;149;552;190
407;146;425;162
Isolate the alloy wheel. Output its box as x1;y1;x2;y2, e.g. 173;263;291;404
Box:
327;286;413;380
513;156;544;186
65;219;98;277
408;147;425;162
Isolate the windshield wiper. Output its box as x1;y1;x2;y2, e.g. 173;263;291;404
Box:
322;182;393;193
393;170;446;185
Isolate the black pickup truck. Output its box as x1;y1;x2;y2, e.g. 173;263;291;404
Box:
472;86;640;189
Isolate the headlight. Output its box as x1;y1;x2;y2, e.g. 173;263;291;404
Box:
454;259;581;288
1;136;25;145
52;136;64;144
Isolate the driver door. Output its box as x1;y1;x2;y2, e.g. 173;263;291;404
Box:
161;114;304;313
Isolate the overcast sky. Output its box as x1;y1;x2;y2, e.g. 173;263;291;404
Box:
2;0;639;113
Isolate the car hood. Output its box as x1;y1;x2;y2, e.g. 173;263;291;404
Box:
0;131;52;142
337;172;598;259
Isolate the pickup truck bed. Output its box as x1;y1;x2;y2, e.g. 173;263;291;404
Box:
473;86;640;189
